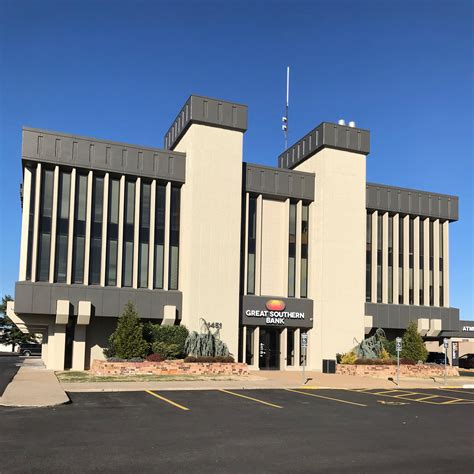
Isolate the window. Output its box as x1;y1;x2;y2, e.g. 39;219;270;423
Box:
409;217;414;305
138;182;151;288
366;212;372;302
54;171;71;282
247;196;257;295
288;202;297;297
168;186;180;290
89;175;104;285
153;184;166;289
429;220;434;305
300;204;309;298
37;168;54;281
399;216;404;304
122;180;136;287
419;218;424;305
72;173;88;283
439;222;444;306
287;328;295;366
26;167;36;280
106;178;120;286
377;213;383;303
388;214;393;303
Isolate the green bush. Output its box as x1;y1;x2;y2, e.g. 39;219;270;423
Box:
144;323;189;359
381;337;397;357
105;302;149;359
401;321;428;362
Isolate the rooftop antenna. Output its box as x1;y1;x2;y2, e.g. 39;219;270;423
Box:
282;66;289;150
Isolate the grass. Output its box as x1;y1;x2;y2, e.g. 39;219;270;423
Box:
55;371;241;383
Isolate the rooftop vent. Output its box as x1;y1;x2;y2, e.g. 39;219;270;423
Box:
338;119;346;126
348;121;356;128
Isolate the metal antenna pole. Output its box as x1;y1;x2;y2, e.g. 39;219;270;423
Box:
282;66;290;151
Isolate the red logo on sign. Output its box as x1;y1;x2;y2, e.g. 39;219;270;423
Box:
265;300;286;311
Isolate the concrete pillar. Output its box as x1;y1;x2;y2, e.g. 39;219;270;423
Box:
280;328;287;370
252;326;260;369
19;167;32;280
295;200;302;298
49;166;59;283
423;218;430;305
116;175;125;287
66;168;76;285
294;328;301;367
132;177;140;289
148;180;156;290
392;214;399;304
255;195;263;296
433;219;440;306
413;216;420;305
163;182;171;290
403;215;409;305
83;170;93;285
72;301;92;371
382;212;388;303
241;326;247;364
48;300;72;371
371;211;378;303
443;221;449;306
243;193;249;295
31;162;42;282
100;173;109;287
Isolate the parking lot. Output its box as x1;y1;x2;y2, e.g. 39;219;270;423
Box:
1;387;473;473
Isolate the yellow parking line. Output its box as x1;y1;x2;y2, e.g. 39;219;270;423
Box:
219;389;283;408
286;389;367;407
413;395;439;401
145;390;190;411
441;398;464;405
437;387;474;395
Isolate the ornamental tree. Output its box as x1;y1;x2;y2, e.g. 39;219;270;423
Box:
401;321;428;363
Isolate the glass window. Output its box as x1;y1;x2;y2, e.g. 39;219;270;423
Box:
439;222;444;306
377;213;383;303
408;217;414;304
419;218;424;305
300;204;309;298
138;182;151;288
286;328;295;366
388;214;393;304
154;184;166;289
399;216;404;304
89;175;104;285
366;212;372;302
72;173;88;283
37;168;54;281
106;178;120;286
26;167;36;280
429;220;434;305
168;186;180;290
288;202;297;297
247;196;257;295
54;171;71;282
122;180;136;287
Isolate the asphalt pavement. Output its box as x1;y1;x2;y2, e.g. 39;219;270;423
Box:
1;387;473;473
0;354;21;396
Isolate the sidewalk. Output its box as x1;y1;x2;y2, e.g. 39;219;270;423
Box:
62;369;474;392
0;358;69;407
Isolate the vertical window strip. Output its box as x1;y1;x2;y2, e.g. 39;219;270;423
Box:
377;213;382;303
366;212;372;302
409;217;414;305
89;175;104;285
37;168;54;281
138;182;151;288
439;222;444;306
153;184;166;289
54;171;71;282
106;178;120;286
288;202;297;297
398;216;404;304
300;204;309;298
429;220;434;306
168;186;181;290
122;180;136;287
419;218;424;305
388;214;393;303
72;173;88;283
247;196;257;295
26;167;37;280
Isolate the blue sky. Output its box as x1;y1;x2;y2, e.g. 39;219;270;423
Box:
1;0;472;319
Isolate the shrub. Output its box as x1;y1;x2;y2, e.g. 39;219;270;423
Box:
152;341;181;360
381;337;397;357
183;355;235;363
340;352;358;364
380;347;391;361
399;357;416;365
105;302;149;359
143;323;189;359
401;321;428;363
355;358;396;365
184;319;231;358
146;353;164;362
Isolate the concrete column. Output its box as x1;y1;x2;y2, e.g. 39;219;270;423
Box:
148;180;156;290
403;215;409;305
243;193;249;295
163;182;171;290
371;211;378;303
423;218;430;306
116;175;125;287
280;328;287;370
45;322;55;369
413;216;420;305
382;212;388;303
241;326;247;364
31;162;42;282
295;200;302;298
19;167;32;280
83;170;93;285
252;326;260;369
49;166;59;283
294;328;301;367
255;195;263;296
433;219;440;306
132;177;141;289
66;168;76;285
100;173;109;287
443;221;449;307
51;325;66;371
392;214;399;304
72;301;92;371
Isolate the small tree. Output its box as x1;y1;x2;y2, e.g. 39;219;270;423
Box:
401;321;428;363
106;302;149;359
0;295;34;349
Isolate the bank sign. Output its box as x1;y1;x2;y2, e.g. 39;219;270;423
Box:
241;295;313;329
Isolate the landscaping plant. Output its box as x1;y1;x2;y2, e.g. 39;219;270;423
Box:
143;323;189;359
184;318;230;358
400;320;428;363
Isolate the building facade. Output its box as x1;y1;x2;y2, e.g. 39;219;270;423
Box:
8;95;471;371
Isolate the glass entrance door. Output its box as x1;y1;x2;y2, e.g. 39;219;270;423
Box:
259;328;280;370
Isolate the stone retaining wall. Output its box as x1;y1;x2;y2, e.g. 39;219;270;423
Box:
336;364;459;377
92;360;249;376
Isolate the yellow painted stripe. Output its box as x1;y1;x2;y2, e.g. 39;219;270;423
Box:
437;387;474;395
413;395;439;401
219;389;282;408
145;390;190;411
441;398;464;405
345;388;462;405
286;389;367;407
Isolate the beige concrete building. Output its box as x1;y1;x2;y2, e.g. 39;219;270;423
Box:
8;95;471;371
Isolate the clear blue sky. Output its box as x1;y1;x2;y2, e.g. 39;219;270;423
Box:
1;0;472;319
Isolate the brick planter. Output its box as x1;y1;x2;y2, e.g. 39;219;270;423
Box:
336;364;459;378
92;359;249;376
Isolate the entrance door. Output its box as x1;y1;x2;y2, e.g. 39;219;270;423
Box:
259;328;280;370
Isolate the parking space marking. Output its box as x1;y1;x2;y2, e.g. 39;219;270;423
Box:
286;389;367;407
145;390;190;411
437;387;474;396
219;389;283;408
